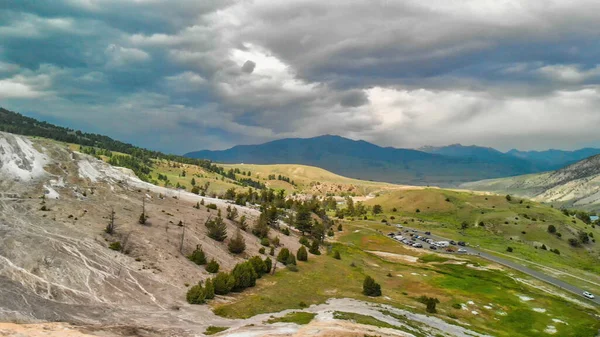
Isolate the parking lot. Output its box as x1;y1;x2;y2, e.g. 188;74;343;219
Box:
385;225;474;255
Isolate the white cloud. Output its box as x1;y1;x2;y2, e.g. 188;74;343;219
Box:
538;64;600;83
104;44;150;67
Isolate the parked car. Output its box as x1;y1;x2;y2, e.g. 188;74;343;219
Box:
388;233;395;237
457;241;466;246
425;231;431;235
429;245;437;250
449;240;456;245
458;248;467;253
583;291;595;299
412;243;423;248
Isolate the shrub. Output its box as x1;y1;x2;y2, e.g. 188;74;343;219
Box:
138;213;146;225
299;236;310;247
206;203;218;210
506;247;513;252
327;229;334;237
231;261;258;292
419;296;440;313
206;259;220;273
109;241;121;251
281;227;290;236
568;238;580;247
272;236;280;247
213;272;235;295
551;249;560;255
247;256;266;278
269;246;275;256
188;246;207;265
277;248;291;264
362;276;382;297
204;278;215;300
260;237;270;247
333;250;341;260
297;246;308;262
452;303;462;309
309;241;321;255
259;247;266;254
337;224;343;231
540;244;547;250
186;283;206;304
228;229;246;254
505;195;512;201
287;264;299;272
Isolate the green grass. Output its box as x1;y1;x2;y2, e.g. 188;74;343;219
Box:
418;254;449;263
266;311;316;325
333;311;397;329
212;221;600;336
204;326;228;335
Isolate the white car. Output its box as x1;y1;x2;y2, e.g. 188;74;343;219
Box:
583;291;595;299
457;248;467;253
412;243;423;248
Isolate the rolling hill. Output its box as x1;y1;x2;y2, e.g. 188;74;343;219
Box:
186;136;551;186
462;154;600;211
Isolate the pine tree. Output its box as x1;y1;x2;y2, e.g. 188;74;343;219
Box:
264;257;272;274
362;276;382;297
228;229;246;254
286;253;296;266
206;259;220;273
239;215;248;231
206;215;228;242
295;205;312;235
297;246;308;262
269;246;275;256
231;262;258;292
277;248;290;264
309;240;321;255
337;223;343;231
188;246;207;265
249;256;267;278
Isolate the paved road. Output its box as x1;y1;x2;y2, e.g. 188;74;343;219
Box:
383;225;600;306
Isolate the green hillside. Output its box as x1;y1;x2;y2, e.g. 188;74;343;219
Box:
364;189;600;291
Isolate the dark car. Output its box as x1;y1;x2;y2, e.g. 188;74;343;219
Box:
425;231;431;235
429;245;437;250
457;241;466;246
388;233;395;237
449;240;456;245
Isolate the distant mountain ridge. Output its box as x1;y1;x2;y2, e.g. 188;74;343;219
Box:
461;154;600;211
185;136;600;186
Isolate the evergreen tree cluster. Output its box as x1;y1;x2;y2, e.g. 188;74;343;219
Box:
186;256;272;304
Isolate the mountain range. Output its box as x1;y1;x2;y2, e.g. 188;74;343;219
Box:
462;154;600;211
185;136;600;186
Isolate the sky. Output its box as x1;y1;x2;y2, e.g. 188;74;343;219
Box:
2;0;600;154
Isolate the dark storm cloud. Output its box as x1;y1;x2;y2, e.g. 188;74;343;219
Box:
2;0;600;153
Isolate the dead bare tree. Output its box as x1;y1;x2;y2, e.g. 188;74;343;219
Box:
179;222;185;255
105;207;115;234
121;230;132;254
